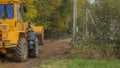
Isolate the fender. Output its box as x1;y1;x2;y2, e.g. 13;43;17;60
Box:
7;31;26;45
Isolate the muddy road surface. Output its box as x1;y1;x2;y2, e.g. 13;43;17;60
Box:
0;39;71;68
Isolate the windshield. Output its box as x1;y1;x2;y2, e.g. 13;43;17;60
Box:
0;4;14;19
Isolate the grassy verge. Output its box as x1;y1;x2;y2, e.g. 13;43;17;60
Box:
34;41;120;68
35;57;120;68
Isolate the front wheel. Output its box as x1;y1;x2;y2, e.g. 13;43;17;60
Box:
28;39;39;58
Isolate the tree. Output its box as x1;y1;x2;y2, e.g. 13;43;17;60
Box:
78;0;120;56
23;0;37;21
34;0;85;38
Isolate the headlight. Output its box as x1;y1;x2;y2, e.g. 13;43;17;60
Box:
29;41;34;44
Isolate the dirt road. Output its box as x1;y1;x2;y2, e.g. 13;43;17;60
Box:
0;39;71;68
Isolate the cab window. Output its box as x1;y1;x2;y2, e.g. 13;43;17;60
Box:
0;4;14;19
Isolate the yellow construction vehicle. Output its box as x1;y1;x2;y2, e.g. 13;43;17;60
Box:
0;0;44;62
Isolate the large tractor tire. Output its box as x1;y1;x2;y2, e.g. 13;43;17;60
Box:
13;37;28;62
28;39;39;58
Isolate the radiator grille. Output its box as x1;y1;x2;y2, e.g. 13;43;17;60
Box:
0;24;9;40
0;24;9;31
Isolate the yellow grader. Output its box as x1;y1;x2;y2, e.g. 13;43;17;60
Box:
0;0;44;62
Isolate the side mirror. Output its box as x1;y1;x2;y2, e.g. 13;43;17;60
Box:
23;5;27;13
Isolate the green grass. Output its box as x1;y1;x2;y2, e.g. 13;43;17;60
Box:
35;58;120;68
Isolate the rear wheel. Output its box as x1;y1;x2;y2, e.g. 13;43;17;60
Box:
13;37;28;62
28;39;39;58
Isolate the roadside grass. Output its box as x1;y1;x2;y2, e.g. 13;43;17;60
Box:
35;57;120;68
35;40;120;68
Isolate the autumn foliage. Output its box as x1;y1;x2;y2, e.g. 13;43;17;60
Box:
23;0;85;38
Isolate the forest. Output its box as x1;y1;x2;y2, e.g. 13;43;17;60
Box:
24;0;120;58
24;0;85;39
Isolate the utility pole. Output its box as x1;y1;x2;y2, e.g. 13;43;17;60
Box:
85;7;88;37
73;0;77;44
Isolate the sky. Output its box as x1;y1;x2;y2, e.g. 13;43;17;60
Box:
90;0;95;3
